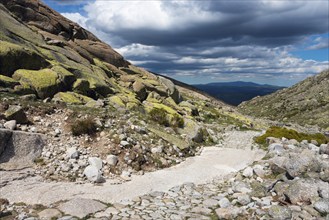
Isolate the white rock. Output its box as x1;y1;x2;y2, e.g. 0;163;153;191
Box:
120;140;130;147
83;165;102;183
4;120;16;130
308;143;319;152
253;164;265;177
88;157;103;170
67;147;79;159
106;155;118;166
219;197;231;208
268;143;284;155
55;128;61;136
242;167;254;177
151;146;163;154
121;170;131;180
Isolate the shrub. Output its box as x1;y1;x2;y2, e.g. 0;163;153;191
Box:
171;114;185;128
70;117;97;136
149;108;169;127
255;126;329;145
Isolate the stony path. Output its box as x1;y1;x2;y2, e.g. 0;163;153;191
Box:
0;131;265;219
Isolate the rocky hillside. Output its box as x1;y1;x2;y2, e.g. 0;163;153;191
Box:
239;70;329;130
0;0;254;181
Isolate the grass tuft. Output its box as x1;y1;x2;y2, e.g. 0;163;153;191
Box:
255;126;329;145
70;118;97;136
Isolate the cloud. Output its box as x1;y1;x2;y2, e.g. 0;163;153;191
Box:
60;0;329;86
307;37;329;50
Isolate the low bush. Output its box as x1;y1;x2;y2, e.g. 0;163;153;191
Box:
255;126;329;145
70;117;97;136
171;114;185;128
149;108;169;127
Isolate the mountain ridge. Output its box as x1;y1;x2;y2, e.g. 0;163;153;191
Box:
238;69;329;129
194;81;284;106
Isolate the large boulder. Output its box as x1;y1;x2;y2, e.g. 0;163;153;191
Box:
0;129;45;169
12;69;65;99
0;41;49;76
159;76;182;104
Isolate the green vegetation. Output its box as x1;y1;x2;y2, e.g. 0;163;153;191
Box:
171;114;185;128
70;118;98;136
255;126;329;145
149;108;170;127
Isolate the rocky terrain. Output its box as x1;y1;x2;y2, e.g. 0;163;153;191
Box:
0;0;328;219
239;69;329;129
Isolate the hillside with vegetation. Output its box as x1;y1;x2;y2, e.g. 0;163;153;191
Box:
239;70;329;130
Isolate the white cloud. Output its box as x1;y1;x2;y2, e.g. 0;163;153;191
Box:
61;12;87;28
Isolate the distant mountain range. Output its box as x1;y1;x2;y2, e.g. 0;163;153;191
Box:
193;81;285;106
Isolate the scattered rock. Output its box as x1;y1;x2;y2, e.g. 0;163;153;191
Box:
83;165;102;183
106;155;118;166
268;205;292;219
313;198;329;215
242;167;253;177
4;120;16;130
88;157;103;170
66;147;79;159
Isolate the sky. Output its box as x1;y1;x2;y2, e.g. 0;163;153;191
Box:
43;0;329;86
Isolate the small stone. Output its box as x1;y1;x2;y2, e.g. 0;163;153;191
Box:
219;197;231;208
320;144;329;155
88;157;103;170
83;165;102;183
4;120;16;130
268;205;292;219
237;194;251;205
151;146;163;154
121;170;131;180
38;208;62;220
55;128;61;136
314;199;329;215
106;154;118;166
120;141;130;147
268;143;284;155
67;147;79;159
242;167;253;177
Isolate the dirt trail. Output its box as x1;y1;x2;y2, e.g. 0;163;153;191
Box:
0;131;264;205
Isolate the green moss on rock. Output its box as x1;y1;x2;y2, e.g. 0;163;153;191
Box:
12;69;62;99
0;41;49;76
0;74;19;88
53;92;93;104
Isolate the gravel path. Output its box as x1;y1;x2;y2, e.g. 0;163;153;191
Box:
0;131;264;206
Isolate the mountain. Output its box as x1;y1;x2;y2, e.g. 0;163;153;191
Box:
238;70;329;129
194;81;284;106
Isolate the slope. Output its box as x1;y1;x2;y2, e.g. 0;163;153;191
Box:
238;70;329;129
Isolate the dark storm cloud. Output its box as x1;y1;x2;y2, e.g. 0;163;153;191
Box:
85;0;329;48
61;0;329;85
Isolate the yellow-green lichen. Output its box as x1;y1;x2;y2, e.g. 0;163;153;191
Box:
54;92;93;104
12;69;61;98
